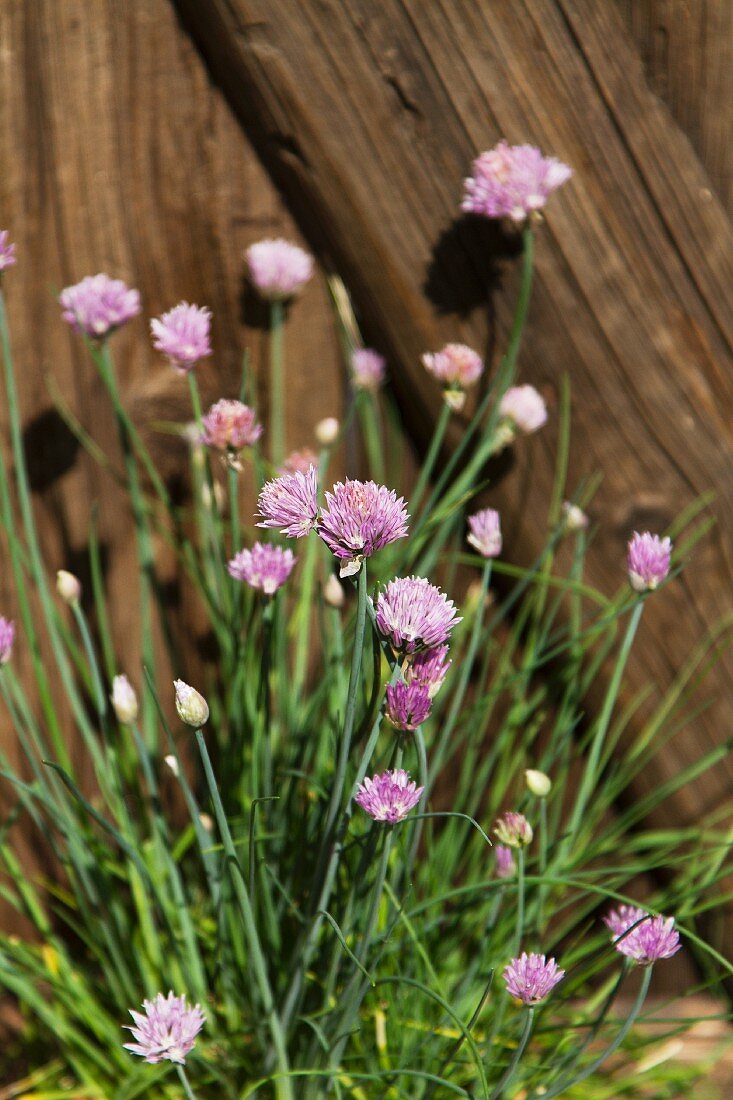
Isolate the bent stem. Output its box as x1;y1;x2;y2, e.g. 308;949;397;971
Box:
489;1007;534;1100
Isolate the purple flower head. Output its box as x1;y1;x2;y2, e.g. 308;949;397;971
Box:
503;953;565;1005
123;991;205;1065
495;845;516;879
627;531;672;593
375;576;461;654
467;508;502;558
318;479;409;577
0;617;16;664
422;343;483;410
406;644;451;698
355;769;423;823
494;812;533;849
257;465;319;539
245;238;313;301
59;274;141;339
227;542;296;596
603;904;648;939
463;142;572;223
385;680;432;730
0;231;16;272
150;302;212;374
606;908;681;966
352;348;386;391
499;385;548;435
280;448;319;475
201;399;262;465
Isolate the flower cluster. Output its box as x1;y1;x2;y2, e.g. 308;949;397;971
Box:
384;679;432;730
405;644;451;698
627;531;672;592
124;991;205;1065
422;343;483;410
201;399;262;464
467;508;502;558
495;812;533;848
351;348;386;391
463;141;572;223
503;953;565;1005
60;274;141;338
375;576;461;654
318;479;409;577
228;543;296;595
246;238;313;301
257;466;319;539
604;906;681;965
355;769;423;823
499;385;547;436
151;302;212;373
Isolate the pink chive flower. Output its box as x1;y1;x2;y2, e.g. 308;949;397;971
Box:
0;617;16;664
503;953;565;1005
351;348;386;391
245;238;313;301
0;231;16;271
355;769;424;823
422;343;483;411
256;465;319;539
59;274;141;338
499;385;548;435
406;644;451;698
227;543;296;595
495;846;516;879
280;448;319;475
603;904;648;940
467;508;502;558
123;991;205;1065
627;531;672;593
150;302;212;373
201;399;262;465
494;812;533;849
318;479;409;577
462;141;572;223
385;680;432;730
375;576;461;654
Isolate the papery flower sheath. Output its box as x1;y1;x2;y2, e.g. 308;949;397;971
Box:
227;543;296;595
318;479;409;577
503;953;565;1005
150;302;212;373
257;466;319;539
375;576;461;654
245;238;313;301
627;532;672;593
384;679;432;730
123;991;205;1065
60;274;141;338
463;142;572;223
355;769;423;823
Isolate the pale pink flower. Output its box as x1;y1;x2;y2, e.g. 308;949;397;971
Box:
467;508;502;558
463;142;572;223
201;400;262;463
422;343;483;410
355;769;423;823
227;543;296;595
0;617;15;664
123;991;205;1065
0;231;16;271
494;812;533;849
627;532;672;592
245;238;313;301
257;466;319;539
375;576;461;654
150;302;212;374
503;953;565;1005
59;274;141;338
499;385;547;435
495;846;516;879
604;906;681;965
352;348;386;391
318;479;409;577
280;448;319;476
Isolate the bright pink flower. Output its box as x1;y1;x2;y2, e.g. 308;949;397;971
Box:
503;953;565;1005
150;302;212;373
494;812;533;849
499;385;547;435
352;348;386;390
406;644;451;698
0;231;16;271
463;142;572;223
245;238;313;301
201;400;262;460
123;991;205;1065
375;576;461;654
385;680;432;730
467;508;502;558
318;479;409;577
59;274;141;338
0;617;15;664
256;466;319;539
227;543;296;595
495;846;516;879
355;769;423;823
627;532;672;592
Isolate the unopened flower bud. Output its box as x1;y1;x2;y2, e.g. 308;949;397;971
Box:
494;811;533;849
315;417;339;446
164;754;180;777
110;675;138;724
56;570;81;605
199;812;214;832
525;769;552;798
562;501;589;532
174;679;209;728
324;573;345;608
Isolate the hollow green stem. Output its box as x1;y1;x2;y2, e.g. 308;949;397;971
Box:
411;400;451;516
489;1007;534;1100
270;299;285;465
514;848;525;955
72;602;107;719
176;1064;199;1100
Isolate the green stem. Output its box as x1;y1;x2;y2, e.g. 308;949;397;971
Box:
357;391;385;483
194;729;293;1100
411;400;451;516
536;798;547;933
72;602;107;719
489;1007;534;1100
176;1064;199;1100
514;848;525;955
228;464;240;556
270;299;285;465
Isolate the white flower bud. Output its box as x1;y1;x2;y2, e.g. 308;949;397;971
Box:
199;812;214;832
174;679;209;728
164;754;180;777
315;417;339;446
110;674;138;724
324;573;345;608
56;570;81;605
525;769;552;798
562;501;589;533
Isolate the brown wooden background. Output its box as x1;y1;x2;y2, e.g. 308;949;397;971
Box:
1;1;733;992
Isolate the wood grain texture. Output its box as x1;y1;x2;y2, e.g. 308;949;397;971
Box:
618;0;733;214
176;0;733;839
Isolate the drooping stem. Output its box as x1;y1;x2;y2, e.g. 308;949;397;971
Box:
270;299;285;465
410;400;451;516
489;1007;534;1100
